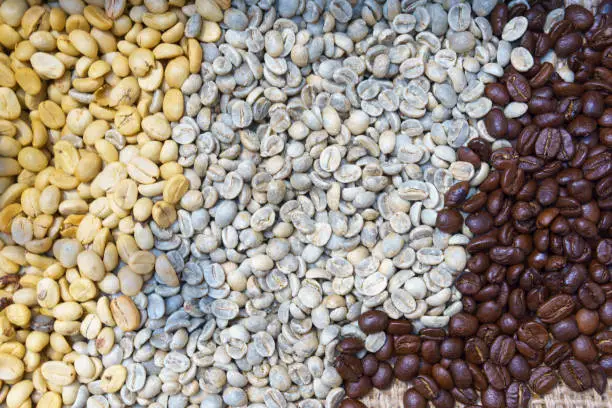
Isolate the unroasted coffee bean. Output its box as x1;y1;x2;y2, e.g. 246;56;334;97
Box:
358;310;389;333
559;359;592;391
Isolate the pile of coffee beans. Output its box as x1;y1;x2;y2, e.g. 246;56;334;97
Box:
335;2;612;408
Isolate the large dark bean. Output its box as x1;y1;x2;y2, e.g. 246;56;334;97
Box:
536;294;576;323
535;128;561;159
435;208;463;233
403;389;427;408
582;90;605;117
362;354;379;377
451;387;478;405
431;364;454;390
565;5;595;31
371;362;393;389
505;382;531;408
432;389;454;408
485;109;508;139
339;399;367;408
485;83;510;105
358;310;388;333
345;376;372;399
448;313;479;337
394;335;421;355
559;359;592;392
589;364;607;395
550;317;580;342
483;362;511;390
375;334;394;360
507;355;531;381
395;355;420;381
528;366;558;395
568;115;598;137
386;319;412;335
335;354;363;382
482;387;506;408
572;334;598;363
506;73;531;103
490;4;509;36
336;338;364;354
465;337;489;365
544;341;572;367
555;32;584;57
466;212;494;235
490;335;516;366
413;375;440;400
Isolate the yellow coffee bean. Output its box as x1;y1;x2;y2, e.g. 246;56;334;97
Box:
110;295;140;331
14;67;41;95
0;353;24;381
25;331;49;353
38;101;65;129
68;29;98;58
41;361;75;386
17;147;48;173
6;379;32;408
36;391;61;408
0;88;21;120
76;250;106;281
5;304;31;327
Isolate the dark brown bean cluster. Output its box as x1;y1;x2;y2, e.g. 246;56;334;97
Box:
336;2;612;408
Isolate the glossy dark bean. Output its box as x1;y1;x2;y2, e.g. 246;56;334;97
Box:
528;366;558;395
358;310;389;334
559;359;592;391
555;32;584;57
505;382;531;408
435;208;463;234
362;354;379;377
565;5;595;31
394;335;421;355
335;354;363;382
345;375;372;399
337;338;365;354
507;355;531;381
339;399;367;408
413;375;440;400
395;355;420;381
403;389;427;408
448;313;479;337
371;362;393;389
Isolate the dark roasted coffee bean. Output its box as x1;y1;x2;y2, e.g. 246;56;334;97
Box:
371;361;393;389
489;246;525;265
589;364;607;395
419;328;446;341
463;192;488;213
490;335;516;366
448;359;471;389
413;375;440;400
432;389;454;408
517;321;548;350
501;166;525;196
483;362;511;390
568;115;598;137
490;4;509;36
575;308;600;335
550;19;575;43
339;399;367;408
485;83;511;105
555;32;584;57
444;181;470;207
559;359;592;392
395;355;420;381
537;294;576;323
465;337;489;365
421;340;441;364
485;109;508;139
477;324;502;346
375;334;394;360
535;33;553;57
529;62;555;88
578;280;606;309
491;147;519;170
535;128;561;159
358;310;389;333
362;354;379;377
529;366;558;395
566;4;594;30
507;355;531;381
482;387;505;408
386;319;413;335
505;382;531;408
336;337;364;354
572;334;598;363
440;338;463;359
449;313;479;337
594;331;612;353
403;389;427;408
394;334;421;355
584;151;612;180
550;317;580;342
506;73;531;103
466;212;494;235
544;341;572;367
534;112;564;127
582;90;605;117
436;208;463;233
345;375;372;399
432;364;454;390
335;354;363;382
451;387;478;405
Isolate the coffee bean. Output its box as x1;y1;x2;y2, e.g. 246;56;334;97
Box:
362;354;379;377
485;109;509;139
550;317;580;342
386;319;413;335
371;362;393;389
449;313;479;337
413;375;440;400
335;354;363;382
535;128;561;159
490;335;516;365
465;337;489;365
358;310;389;333
571;334;598;363
375;334;394;360
482;387;505;408
440;338;463;359
507;354;531;381
528;366;558;395
403;389;426;408
589;363;607;395
345;375;372;399
486;83;511;105
449;360;472;389
394;355;420;381
431;389;454;408
544;341;572;367
337;337;365;354
490;4;509;36
565;5;594;31
451;387;478;405
444;181;470;207
536;294;575;323
505;382;531;408
432;364;454;390
506;73;531;103
559;359;592;392
483;362;511;390
339;399;368;408
435;208;463;233
394;335;421;355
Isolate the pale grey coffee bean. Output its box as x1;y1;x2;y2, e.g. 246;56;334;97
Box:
126;363;146;392
223;387;247;407
544;8;565;33
465;97;492;119
473;0;497;16
444;301;463;317
502;16;528;41
504;101;528;118
448;3;471;32
391;289;417;314
429;268;453;288
449;161;475;181
448;31;476;53
426;288;451;307
365;332;386;353
211;299;239;320
444;246;467;271
420;315;450;328
319;145;342;173
164;351;190;373
433;83;458;108
417;248;443;265
510;47;534;72
360;272;387;296
400;58;425;79
404;277;427;299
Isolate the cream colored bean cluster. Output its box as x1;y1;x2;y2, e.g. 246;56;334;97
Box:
0;0;217;406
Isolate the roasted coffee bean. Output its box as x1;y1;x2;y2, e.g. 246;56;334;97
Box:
537;294;576;323
336;354;364;382
589;364;607;395
486;83;511;105
462;192;489;213
358;310;389;333
458;147;483;168
432;389;454;408
559;359;592;392
485;109;509;139
449;313;479;337
576;308;600;334
413;375;440;400
386;319;413;335
550;19;576;43
594;331;612;353
489;247;525;265
362;354;379;377
507;355;531;381
529;62;555;88
483;362;511;390
421;340;441;364
436;208;464;233
572;334;598;363
582;91;605;117
339;399;368;408
529;366;558;395
337;337;365;354
419;328;446;341
490;4;509;36
505;382;531;408
555;32;585;57
395;355;420;381
544;341;572;367
432;364;454;390
535;33;554;57
451;387;478;405
534;112;565;128
578;281;606;309
501;166;525;196
375;334;394;360
490;335;516;365
568;115;598;137
535;128;561;159
506;73;531;103
444;181;470;207
465;337;489;365
449;359;472;388
466;212;495;235
403;389;427;408
584;152;612;180
566;5;595;30
553;81;584;97
482;387;505;408
345;375;373;399
394;335;421;355
371;362;393;389
439;338;463;360
550;317;580;342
